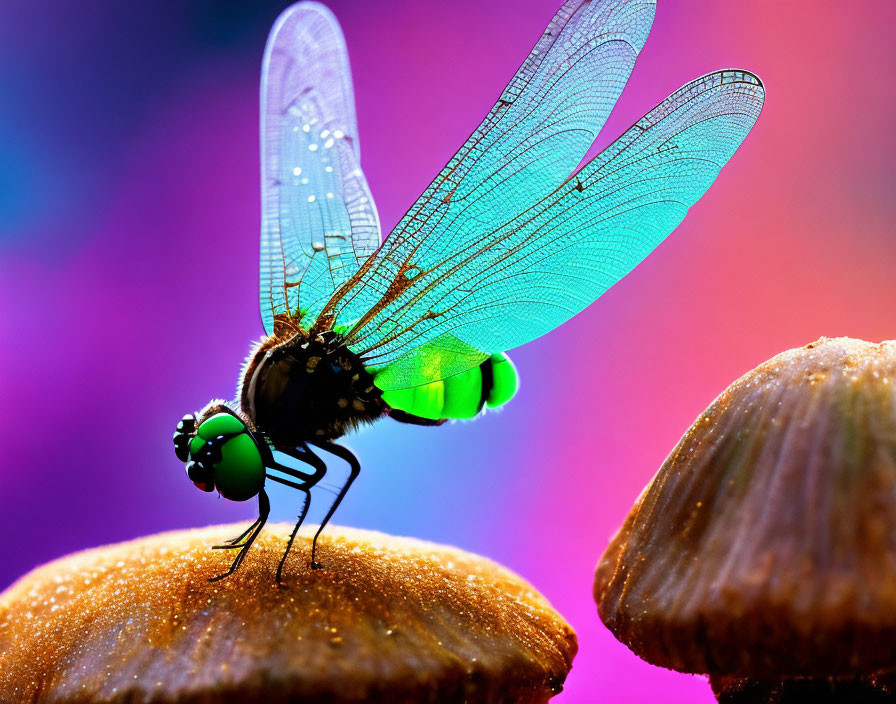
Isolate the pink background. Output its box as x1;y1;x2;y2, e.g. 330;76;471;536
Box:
2;2;895;701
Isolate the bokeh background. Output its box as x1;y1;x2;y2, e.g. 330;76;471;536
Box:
2;1;895;701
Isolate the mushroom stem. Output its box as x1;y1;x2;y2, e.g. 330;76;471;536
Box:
710;673;896;703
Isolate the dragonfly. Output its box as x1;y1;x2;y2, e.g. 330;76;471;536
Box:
173;0;764;583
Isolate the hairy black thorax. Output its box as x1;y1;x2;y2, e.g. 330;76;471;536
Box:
240;328;385;447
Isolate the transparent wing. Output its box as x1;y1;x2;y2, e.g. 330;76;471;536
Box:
259;1;381;336
316;0;656;331
344;71;765;390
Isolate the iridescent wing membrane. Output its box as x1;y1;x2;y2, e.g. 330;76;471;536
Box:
344;69;765;390
320;0;660;378
265;0;764;392
264;0;653;340
260;2;380;336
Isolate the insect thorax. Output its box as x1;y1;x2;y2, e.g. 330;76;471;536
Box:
239;329;384;447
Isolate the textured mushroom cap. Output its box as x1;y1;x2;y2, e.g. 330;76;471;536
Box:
595;337;896;678
0;524;575;703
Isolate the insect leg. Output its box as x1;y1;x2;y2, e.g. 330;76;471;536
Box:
213;515;264;548
213;443;323;551
265;444;332;579
269;442;327;484
275;486;312;587
306;442;360;569
209;489;270;582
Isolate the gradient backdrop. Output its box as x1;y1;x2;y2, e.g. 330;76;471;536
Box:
2;1;895;702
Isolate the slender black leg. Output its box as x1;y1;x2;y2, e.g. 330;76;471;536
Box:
266;473;311;491
213;515;263;549
276;488;311;587
264;444;329;580
273;442;327;483
307;442;360;568
209;489;270;582
210;442;356;580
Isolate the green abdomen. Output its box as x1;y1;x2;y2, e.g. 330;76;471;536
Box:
378;353;518;421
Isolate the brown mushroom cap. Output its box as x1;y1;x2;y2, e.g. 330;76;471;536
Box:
0;523;575;703
594;337;896;679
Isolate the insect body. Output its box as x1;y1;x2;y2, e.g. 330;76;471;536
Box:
173;0;764;583
242;327;385;445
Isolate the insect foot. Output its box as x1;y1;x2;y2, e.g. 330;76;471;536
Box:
0;524;576;703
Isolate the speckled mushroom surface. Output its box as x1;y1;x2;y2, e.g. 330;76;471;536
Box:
595;337;896;679
0;524;576;704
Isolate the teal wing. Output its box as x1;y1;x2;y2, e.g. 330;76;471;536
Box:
259;1;381;336
333;71;765;390
317;0;656;326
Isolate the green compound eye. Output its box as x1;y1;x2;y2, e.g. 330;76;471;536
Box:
188;434;205;458
213;433;265;502
197;412;246;439
191;412;266;502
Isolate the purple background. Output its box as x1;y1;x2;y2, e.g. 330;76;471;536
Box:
2;2;896;702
